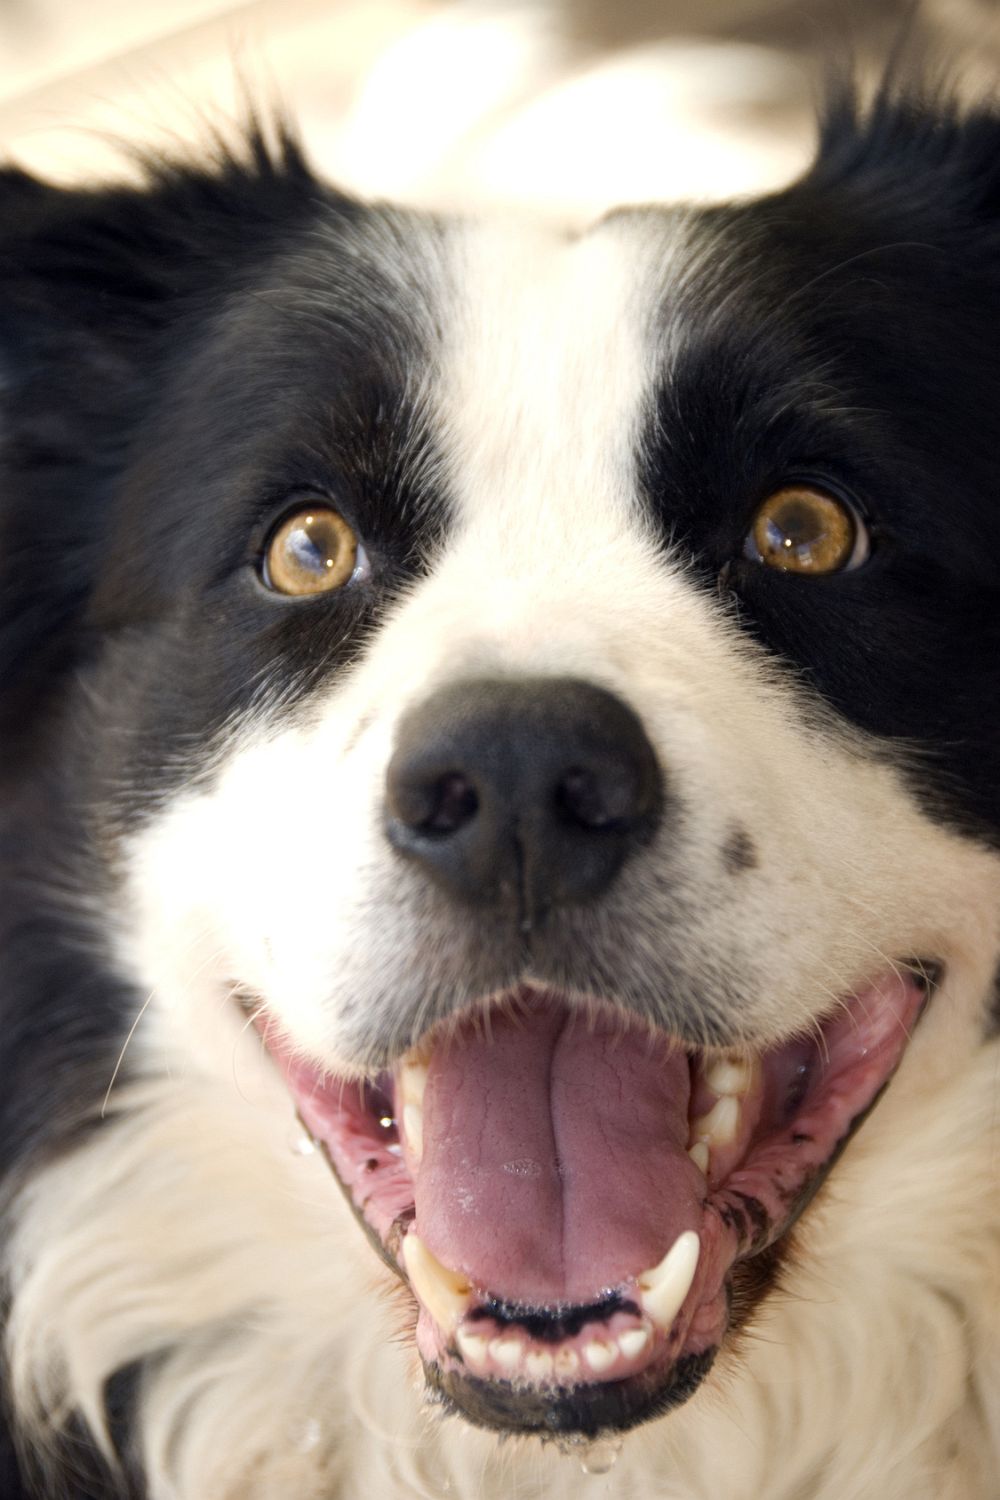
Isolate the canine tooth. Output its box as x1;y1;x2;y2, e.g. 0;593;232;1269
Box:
402;1103;423;1159
688;1141;710;1174
525;1349;554;1381
554;1347;580;1381
490;1336;524;1371
456;1328;489;1368
401;1234;471;1333
399;1055;429;1108
704;1055;755;1097
638;1230;700;1331
691;1094;741;1147
583;1339;617;1373
618;1325;651;1361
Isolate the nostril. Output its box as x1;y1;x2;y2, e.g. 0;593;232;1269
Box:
556;767;613;829
393;770;479;836
556;764;643;830
424;772;479;835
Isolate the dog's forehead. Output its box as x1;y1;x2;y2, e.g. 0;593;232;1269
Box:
426;209;687;541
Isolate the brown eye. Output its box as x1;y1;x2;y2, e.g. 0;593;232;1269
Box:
745;486;869;575
263;505;362;596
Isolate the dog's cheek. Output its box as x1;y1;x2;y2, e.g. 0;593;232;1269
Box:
115;710;383;1066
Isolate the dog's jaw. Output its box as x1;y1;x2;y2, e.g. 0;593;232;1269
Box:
248;965;933;1437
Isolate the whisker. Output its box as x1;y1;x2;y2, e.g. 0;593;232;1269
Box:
102;941;229;1116
100;990;157;1120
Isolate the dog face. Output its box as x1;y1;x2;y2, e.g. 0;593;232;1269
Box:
4;92;1000;1495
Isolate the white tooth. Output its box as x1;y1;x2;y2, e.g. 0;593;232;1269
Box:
554;1347;580;1381
583;1340;617;1373
688;1141;710;1174
399;1056;429;1109
401;1234;471;1334
617;1325;651;1361
456;1327;489;1368
402;1103;423;1159
704;1055;756;1097
638;1230;701;1331
490;1336;523;1371
690;1094;741;1147
525;1349;554;1382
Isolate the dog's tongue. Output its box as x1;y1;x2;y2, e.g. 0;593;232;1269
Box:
411;1000;701;1305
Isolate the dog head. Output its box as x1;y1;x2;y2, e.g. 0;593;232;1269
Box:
4;86;1000;1488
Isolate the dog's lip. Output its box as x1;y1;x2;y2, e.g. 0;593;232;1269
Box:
244;960;938;1437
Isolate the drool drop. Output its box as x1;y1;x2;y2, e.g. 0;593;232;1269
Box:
578;1437;623;1476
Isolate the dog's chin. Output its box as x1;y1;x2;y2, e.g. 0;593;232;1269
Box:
245;966;936;1440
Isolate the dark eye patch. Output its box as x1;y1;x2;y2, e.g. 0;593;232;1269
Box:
636;194;1000;846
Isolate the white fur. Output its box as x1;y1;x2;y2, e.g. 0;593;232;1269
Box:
7;213;1000;1499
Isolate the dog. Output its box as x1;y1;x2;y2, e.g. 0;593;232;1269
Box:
2;74;1000;1500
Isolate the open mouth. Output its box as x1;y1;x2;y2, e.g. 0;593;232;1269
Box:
249;964;936;1439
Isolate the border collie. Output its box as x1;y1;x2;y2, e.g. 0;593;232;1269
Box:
3;77;1000;1500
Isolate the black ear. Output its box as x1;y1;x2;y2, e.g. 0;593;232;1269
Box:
0;124;322;770
809;73;1000;225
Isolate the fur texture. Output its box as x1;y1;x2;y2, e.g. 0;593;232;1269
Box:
3;83;1000;1499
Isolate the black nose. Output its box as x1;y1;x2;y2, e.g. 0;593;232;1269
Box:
384;677;663;920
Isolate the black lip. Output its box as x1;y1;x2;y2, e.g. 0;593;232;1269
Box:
426;1349;717;1438
465;1292;638;1342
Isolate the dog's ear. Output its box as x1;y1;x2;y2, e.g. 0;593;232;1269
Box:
0;126;323;769
809;76;1000;226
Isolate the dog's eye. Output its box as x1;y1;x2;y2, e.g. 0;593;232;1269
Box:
262;505;363;596
744;486;869;575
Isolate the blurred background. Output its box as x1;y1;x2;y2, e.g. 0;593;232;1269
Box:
0;0;998;219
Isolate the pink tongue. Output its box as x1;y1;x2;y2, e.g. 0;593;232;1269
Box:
411;999;702;1305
